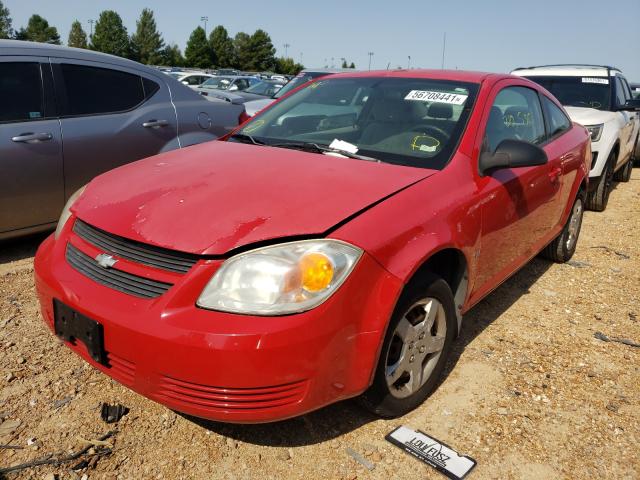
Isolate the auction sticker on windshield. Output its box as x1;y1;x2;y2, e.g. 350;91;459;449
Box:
386;426;476;479
405;90;468;105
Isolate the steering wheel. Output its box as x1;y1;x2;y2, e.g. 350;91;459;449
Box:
413;124;451;143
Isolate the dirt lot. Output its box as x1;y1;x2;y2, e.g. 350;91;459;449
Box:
1;171;639;480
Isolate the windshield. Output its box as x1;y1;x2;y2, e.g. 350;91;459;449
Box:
234;77;479;170
168;72;183;79
201;77;234;90
245;81;283;97
524;76;611;110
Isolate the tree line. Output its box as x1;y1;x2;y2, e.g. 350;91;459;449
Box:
0;2;310;74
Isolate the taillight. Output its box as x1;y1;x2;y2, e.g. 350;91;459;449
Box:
238;110;251;125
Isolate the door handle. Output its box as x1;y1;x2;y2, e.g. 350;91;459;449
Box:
11;132;53;143
142;119;169;128
548;167;562;181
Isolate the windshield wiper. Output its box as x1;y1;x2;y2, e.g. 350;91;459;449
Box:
229;133;266;145
270;142;381;163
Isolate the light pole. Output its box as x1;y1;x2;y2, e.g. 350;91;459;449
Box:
201;16;208;36
407;55;411;69
88;19;94;37
441;32;447;69
283;43;290;58
368;52;374;71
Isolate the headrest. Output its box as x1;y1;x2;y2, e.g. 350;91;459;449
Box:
427;102;453;119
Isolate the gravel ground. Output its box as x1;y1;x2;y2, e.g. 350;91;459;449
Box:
1;171;639;480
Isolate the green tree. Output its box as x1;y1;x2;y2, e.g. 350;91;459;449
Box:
349;62;356;69
130;8;164;64
185;26;212;68
233;31;251;70
209;25;235;68
0;0;12;39
247;29;276;71
90;10;131;58
341;59;348;68
275;57;303;75
67;20;87;48
160;43;184;67
17;14;60;44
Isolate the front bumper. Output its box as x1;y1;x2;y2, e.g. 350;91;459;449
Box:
34;225;402;423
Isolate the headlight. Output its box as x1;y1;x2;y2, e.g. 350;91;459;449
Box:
586;124;603;142
54;185;86;239
197;240;363;315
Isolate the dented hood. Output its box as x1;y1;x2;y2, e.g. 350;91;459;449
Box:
73;141;434;255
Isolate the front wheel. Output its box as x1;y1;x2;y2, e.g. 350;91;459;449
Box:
359;273;456;418
541;192;585;263
613;159;632;183
586;151;615;211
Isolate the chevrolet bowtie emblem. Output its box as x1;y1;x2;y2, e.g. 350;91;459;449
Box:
95;253;117;269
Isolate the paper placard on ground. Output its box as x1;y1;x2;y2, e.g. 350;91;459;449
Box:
404;90;468;105
386;426;476;480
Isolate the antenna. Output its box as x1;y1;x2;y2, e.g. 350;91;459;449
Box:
441;32;447;69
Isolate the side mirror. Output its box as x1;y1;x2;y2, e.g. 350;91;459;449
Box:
618;98;640;111
479;139;548;176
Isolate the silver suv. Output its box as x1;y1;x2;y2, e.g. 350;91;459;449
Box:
0;40;242;240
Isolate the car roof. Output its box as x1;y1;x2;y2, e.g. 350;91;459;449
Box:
0;39;143;70
511;64;622;77
308;69;501;84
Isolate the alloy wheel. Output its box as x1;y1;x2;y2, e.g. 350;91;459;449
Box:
385;298;447;399
565;198;583;251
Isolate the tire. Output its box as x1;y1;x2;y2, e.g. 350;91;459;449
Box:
613;159;632;183
359;273;456;418
541;191;585;263
586;150;615;212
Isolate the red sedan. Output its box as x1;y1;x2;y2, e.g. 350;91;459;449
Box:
34;70;591;423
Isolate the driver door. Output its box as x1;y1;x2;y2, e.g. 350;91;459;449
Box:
472;82;561;298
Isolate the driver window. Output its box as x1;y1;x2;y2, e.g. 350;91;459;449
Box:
484;86;545;153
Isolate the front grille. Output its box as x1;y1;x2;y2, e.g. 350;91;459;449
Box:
73;220;198;274
159;376;308;412
66;243;173;299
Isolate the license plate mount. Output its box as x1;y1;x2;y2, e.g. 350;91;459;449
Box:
53;299;107;365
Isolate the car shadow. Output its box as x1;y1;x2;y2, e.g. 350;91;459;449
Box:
0;232;48;265
183;257;554;447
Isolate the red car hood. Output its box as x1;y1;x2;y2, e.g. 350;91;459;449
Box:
73;142;434;255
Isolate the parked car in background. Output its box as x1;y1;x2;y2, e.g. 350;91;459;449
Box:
243;68;356;117
197;75;260;97
35;69;590;423
205;79;286;104
512;65;640;211
0;40;243;240
167;71;214;89
630;83;640;99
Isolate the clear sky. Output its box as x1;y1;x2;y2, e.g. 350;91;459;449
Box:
5;0;640;79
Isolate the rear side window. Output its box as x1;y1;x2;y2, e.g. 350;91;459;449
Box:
542;96;572;137
0;62;44;123
484;86;545;152
61;64;146;116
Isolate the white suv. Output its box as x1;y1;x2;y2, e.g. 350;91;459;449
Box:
512;65;640;211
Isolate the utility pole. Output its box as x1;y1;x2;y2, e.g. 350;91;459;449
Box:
441;32;447;69
283;43;290;58
201;16;208;36
88;19;94;37
407;55;411;69
368;52;374;71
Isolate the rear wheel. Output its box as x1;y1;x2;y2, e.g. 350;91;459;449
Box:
541;192;585;263
359;273;456;418
613;159;632;183
586;151;615;211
